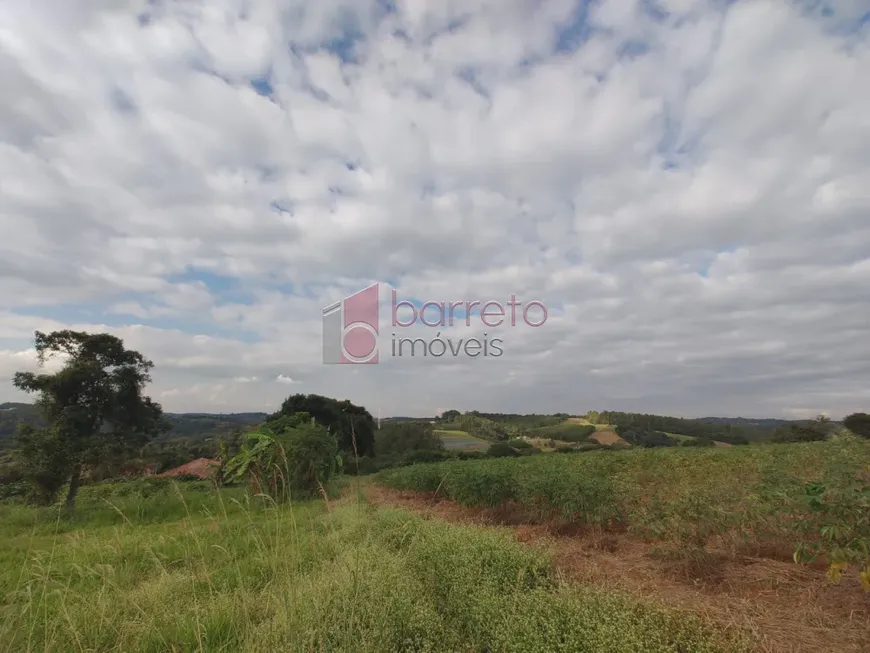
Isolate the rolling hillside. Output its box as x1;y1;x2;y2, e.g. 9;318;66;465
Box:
0;402;267;451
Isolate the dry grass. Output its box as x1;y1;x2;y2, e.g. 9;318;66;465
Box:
366;485;870;653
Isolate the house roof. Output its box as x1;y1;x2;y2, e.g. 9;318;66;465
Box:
158;458;220;479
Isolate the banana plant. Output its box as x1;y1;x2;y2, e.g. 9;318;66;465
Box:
222;427;289;497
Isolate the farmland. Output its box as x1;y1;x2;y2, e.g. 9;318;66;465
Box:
1;478;744;653
376;436;870;652
435;429;490;450
4;378;870;652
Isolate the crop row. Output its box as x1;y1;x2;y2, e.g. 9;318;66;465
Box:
376;439;870;555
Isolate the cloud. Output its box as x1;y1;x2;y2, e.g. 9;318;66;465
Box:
1;0;869;419
275;375;299;385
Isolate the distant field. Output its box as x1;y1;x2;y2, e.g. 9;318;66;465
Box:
435;429;489;450
664;432;730;447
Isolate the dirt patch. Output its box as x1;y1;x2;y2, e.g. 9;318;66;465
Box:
365;485;870;653
589;430;628;446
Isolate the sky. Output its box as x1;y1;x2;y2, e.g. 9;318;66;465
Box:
1;0;869;420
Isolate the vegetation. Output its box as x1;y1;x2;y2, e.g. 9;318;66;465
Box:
486;442;521;458
375;420;444;457
771;415;832;443
2;332;869;650
222;413;338;500
680;437;716;447
615;426;677;448
528;422;596;441
269;393;376;457
0;402;265;452
12;331;166;510
844;412;870;439
377;438;870;588
0;483;743;653
594;411;763;444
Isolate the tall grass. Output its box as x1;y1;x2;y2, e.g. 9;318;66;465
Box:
0;478;747;652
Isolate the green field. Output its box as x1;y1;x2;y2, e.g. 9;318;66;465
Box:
527;422;597;441
435;429;490;450
377;437;870;557
0;479;743;653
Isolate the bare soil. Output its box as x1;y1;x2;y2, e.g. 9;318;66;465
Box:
365;485;870;653
589;429;628;446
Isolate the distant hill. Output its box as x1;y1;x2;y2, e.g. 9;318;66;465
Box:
698;417;810;427
0;402;267;451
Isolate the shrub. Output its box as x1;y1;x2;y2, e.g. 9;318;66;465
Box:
681;438;715;447
619;429;675;448
771;425;827;443
223;416;338;500
793;480;870;591
486;443;520;458
843;413;870;439
375;421;444;456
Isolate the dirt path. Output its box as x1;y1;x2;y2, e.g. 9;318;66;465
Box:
365;485;870;653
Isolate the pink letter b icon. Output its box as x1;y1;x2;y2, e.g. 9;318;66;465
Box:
323;283;379;364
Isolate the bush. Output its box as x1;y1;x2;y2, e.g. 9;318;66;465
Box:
486;443;520;458
507;439;532;449
771;425;827;443
223;417;338;500
619;429;675;448
282;423;339;497
375;421;444;456
681;438;715;447
843;413;870;439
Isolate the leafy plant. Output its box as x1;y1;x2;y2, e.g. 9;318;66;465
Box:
793;480;870;591
222;415;337;500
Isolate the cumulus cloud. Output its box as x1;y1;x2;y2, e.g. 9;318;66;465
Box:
1;0;869;419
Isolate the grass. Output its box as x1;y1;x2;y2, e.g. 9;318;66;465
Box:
435;429;490;450
377;438;870;555
0;478;746;652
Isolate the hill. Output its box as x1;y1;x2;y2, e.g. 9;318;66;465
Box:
0;402;267;451
697;416;807;427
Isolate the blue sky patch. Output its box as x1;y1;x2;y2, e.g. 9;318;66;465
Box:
554;0;594;55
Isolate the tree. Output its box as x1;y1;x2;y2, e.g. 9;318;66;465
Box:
268;394;375;457
843;413;870;439
375;421;444;457
440;409;461;423
12;330;165;510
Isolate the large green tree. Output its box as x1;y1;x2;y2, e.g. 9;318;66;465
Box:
268;393;375;456
13;330;165;510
